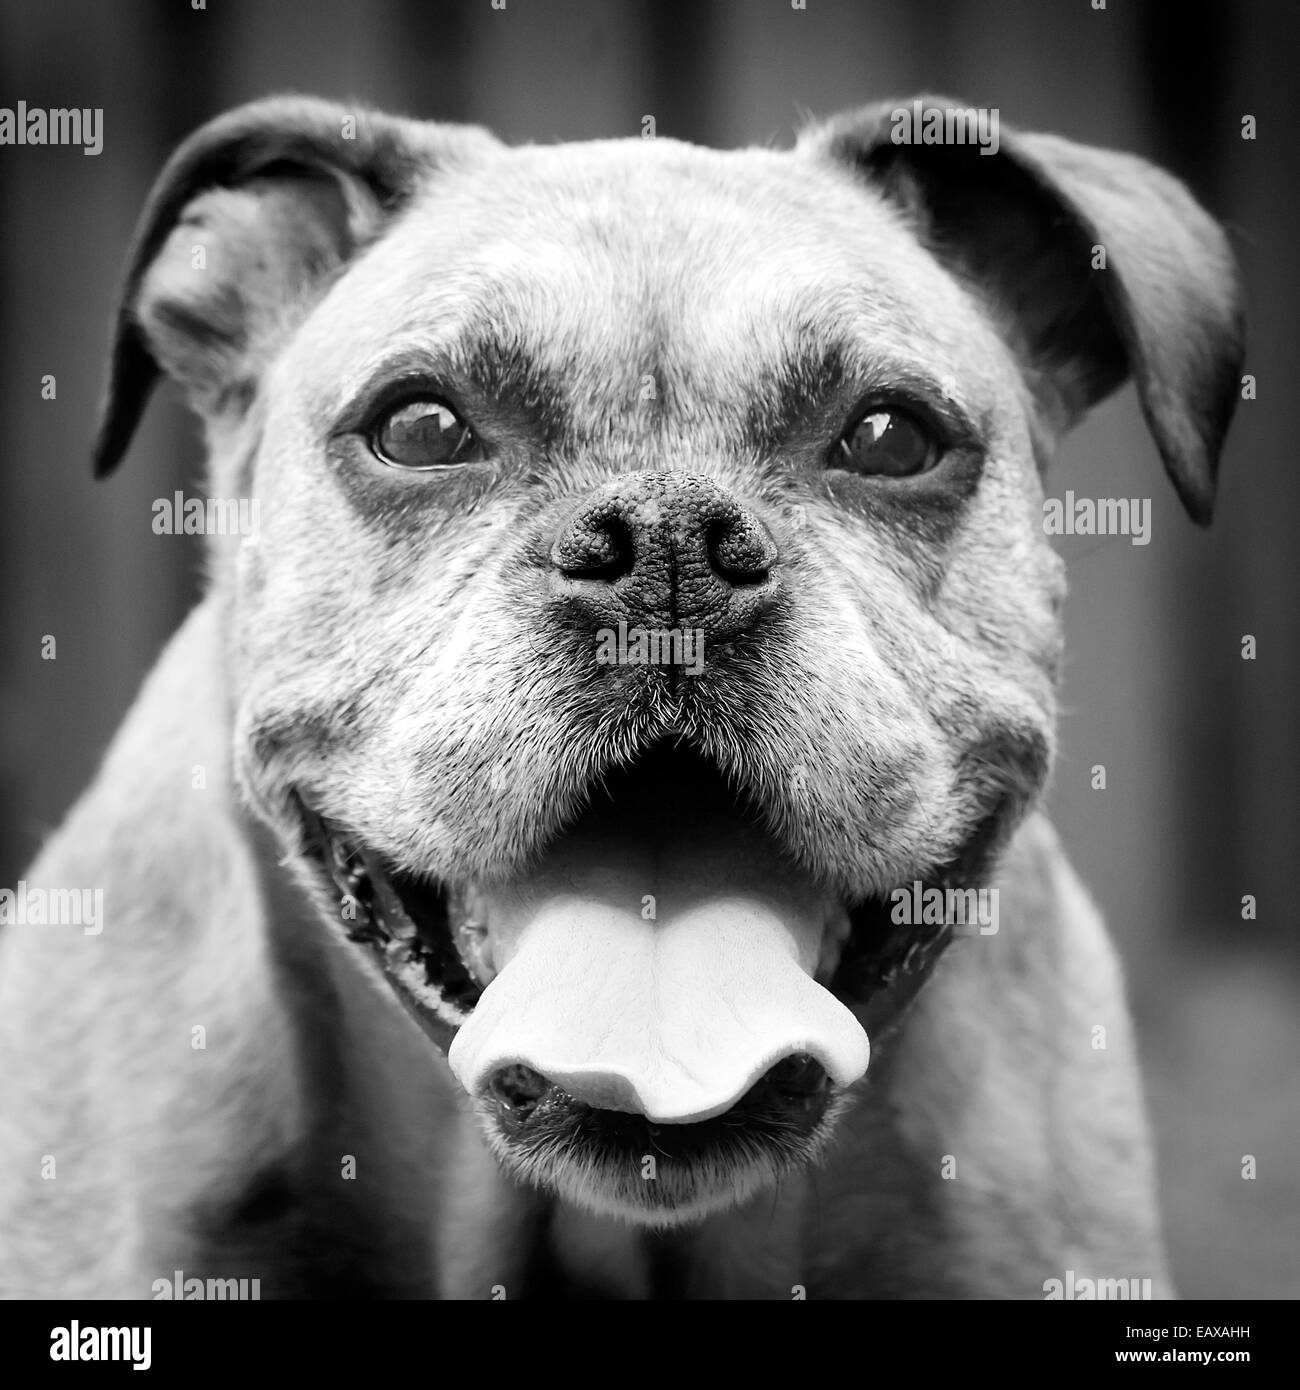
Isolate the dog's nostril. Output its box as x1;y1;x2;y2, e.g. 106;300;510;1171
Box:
764;1052;829;1098
489;1063;551;1113
707;515;777;586
552;515;635;581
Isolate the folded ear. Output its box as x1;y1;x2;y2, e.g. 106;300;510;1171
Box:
798;96;1245;524
92;95;499;477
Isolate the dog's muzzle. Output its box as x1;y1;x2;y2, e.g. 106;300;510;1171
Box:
295;747;960;1127
285;472;986;1219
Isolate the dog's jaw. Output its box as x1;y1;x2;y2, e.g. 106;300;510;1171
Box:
476;1084;853;1231
283;740;1008;1229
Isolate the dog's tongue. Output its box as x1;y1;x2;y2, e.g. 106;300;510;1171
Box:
447;815;869;1124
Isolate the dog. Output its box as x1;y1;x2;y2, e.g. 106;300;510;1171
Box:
0;94;1242;1299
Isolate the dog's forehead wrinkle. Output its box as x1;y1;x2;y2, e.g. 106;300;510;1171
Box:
347;141;973;320
279;161;1018;469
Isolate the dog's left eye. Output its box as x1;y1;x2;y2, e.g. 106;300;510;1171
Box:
370;398;486;470
835;408;940;477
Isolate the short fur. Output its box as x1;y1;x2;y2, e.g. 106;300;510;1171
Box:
0;95;1242;1298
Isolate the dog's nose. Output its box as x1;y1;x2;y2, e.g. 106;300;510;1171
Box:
549;471;779;638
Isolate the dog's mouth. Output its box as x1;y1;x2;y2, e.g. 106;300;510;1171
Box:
297;744;965;1223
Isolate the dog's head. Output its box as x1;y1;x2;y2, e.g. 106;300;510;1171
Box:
96;95;1241;1227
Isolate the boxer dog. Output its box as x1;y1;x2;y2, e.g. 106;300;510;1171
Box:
0;95;1242;1298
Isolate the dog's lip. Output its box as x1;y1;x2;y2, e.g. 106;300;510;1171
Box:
294;785;957;1225
444;815;872;1123
292;743;976;1086
297;802;870;1088
295;815;951;1064
489;1052;832;1122
485;1054;836;1188
476;1049;844;1229
296;807;484;1047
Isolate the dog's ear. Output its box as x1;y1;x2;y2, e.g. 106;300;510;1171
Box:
93;95;498;477
798;96;1245;524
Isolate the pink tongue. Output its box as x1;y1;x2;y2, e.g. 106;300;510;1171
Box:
446;818;870;1124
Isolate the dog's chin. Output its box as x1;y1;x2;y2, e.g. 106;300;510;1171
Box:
475;1067;850;1229
292;743;1004;1226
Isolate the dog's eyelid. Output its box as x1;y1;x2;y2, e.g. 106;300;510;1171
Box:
850;386;978;455
841;378;978;443
333;374;462;438
328;344;476;434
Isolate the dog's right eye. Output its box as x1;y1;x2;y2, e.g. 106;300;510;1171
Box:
834;407;941;478
370;399;486;470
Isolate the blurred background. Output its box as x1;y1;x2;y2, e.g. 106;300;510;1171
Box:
0;0;1295;1297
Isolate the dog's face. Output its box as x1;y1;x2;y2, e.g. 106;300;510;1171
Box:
96;97;1240;1227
